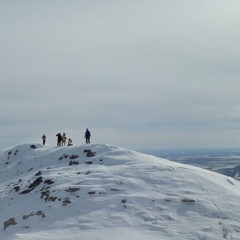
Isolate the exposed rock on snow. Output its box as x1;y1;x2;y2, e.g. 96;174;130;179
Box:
23;211;46;220
4;218;17;230
84;149;96;157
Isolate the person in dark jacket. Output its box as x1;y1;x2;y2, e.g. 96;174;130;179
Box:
85;128;91;144
41;134;46;145
56;133;62;146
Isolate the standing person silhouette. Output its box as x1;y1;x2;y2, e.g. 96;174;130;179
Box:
56;133;62;146
62;133;67;146
41;134;46;145
85;128;91;144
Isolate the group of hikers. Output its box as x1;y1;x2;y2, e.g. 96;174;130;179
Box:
41;128;91;146
56;133;71;146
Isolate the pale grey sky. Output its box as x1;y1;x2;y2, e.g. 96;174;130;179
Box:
1;0;240;150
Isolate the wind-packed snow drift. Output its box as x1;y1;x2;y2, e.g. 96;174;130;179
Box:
0;143;240;240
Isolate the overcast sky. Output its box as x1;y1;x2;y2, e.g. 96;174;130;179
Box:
1;0;240;150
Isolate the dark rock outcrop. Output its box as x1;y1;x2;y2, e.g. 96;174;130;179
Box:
4;218;17;230
28;177;43;188
23;211;46;220
44;179;54;185
69;155;79;160
65;187;80;193
59;154;69;160
84;150;96;157
69;160;79;165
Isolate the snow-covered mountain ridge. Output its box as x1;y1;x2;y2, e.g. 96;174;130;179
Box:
0;143;240;240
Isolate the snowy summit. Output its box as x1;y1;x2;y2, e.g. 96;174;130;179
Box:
0;143;240;240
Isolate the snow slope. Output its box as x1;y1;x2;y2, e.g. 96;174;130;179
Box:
0;143;240;240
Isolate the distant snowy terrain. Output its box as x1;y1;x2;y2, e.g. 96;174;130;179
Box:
140;149;240;181
0;143;240;240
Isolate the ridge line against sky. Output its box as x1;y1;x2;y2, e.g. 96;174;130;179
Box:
1;0;240;150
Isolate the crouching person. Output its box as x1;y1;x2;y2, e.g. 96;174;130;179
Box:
68;138;73;146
